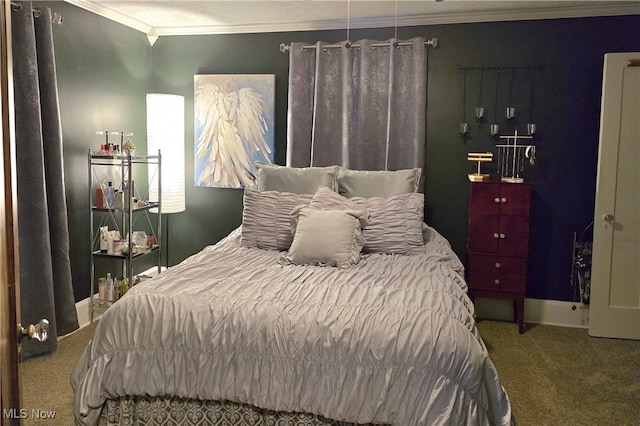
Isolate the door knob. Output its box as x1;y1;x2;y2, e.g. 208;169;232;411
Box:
602;214;615;228
18;319;49;342
603;214;615;223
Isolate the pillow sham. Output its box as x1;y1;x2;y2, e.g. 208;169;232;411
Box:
281;207;367;268
255;162;339;194
337;167;422;198
240;188;313;250
309;186;424;255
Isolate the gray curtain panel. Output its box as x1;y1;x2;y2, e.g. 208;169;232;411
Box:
12;2;78;359
287;38;426;171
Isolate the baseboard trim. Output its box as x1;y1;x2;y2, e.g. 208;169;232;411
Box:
474;297;590;328
71;266;165;333
75;294;103;329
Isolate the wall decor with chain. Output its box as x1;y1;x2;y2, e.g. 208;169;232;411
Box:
459;65;543;183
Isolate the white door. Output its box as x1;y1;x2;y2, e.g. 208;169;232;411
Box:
589;52;640;340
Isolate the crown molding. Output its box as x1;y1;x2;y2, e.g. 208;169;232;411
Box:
64;1;639;40
64;0;154;35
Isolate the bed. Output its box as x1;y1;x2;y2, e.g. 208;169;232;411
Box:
72;165;513;426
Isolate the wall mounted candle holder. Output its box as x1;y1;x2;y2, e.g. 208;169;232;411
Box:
458;65;542;138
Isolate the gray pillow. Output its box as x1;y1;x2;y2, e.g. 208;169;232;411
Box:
240;188;313;250
337;167;421;198
309;186;425;255
281;207;367;268
256;162;339;194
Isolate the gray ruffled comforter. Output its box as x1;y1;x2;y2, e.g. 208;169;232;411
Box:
72;226;512;425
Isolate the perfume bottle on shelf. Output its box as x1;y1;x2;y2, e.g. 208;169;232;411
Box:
105;181;115;208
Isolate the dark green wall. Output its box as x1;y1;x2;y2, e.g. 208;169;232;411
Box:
151;16;639;303
44;3;639;302
39;2;153;301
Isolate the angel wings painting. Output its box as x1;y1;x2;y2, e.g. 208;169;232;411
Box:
194;75;275;188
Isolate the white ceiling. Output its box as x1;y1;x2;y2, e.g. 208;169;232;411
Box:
64;0;640;45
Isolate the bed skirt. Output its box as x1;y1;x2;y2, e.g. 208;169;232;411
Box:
97;396;381;426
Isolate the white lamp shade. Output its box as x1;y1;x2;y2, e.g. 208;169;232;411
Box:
147;93;185;214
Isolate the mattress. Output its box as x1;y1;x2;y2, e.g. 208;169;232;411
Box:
72;226;512;425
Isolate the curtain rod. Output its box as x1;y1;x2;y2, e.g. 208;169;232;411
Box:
10;1;64;24
458;65;543;71
280;38;438;53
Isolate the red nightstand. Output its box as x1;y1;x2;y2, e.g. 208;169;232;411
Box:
466;181;531;333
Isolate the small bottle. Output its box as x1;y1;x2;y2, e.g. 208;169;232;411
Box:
105;181;115;208
113;276;122;301
113;237;122;255
118;276;127;298
99;226;108;252
98;277;107;305
106;273;114;302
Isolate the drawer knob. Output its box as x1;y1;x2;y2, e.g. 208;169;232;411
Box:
494;197;500;203
493;233;499;239
501;197;507;203
499;233;506;239
494;279;500;285
495;262;501;268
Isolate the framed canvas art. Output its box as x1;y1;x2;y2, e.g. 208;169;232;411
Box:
194;74;275;188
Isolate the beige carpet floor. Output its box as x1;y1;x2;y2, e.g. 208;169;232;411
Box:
477;320;640;426
18;320;640;425
19;321;98;425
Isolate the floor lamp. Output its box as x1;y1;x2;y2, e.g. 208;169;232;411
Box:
146;93;185;269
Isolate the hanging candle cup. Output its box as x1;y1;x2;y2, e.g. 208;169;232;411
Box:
506;107;516;120
460;122;470;135
490;124;500;136
527;123;536;135
475;107;484;119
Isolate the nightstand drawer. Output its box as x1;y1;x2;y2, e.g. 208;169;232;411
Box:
467;272;526;292
468;255;527;275
468;255;526;292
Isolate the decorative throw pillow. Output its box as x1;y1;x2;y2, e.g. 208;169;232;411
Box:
309;186;424;255
240;188;313;250
351;192;425;255
308;186;361;211
255;162;339;194
281;207;367;267
337;167;422;198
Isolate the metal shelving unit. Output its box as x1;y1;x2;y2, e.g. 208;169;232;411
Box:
88;147;162;321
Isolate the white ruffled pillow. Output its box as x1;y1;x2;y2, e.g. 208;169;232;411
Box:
280;207;367;268
309;186;425;255
240;188;313;250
